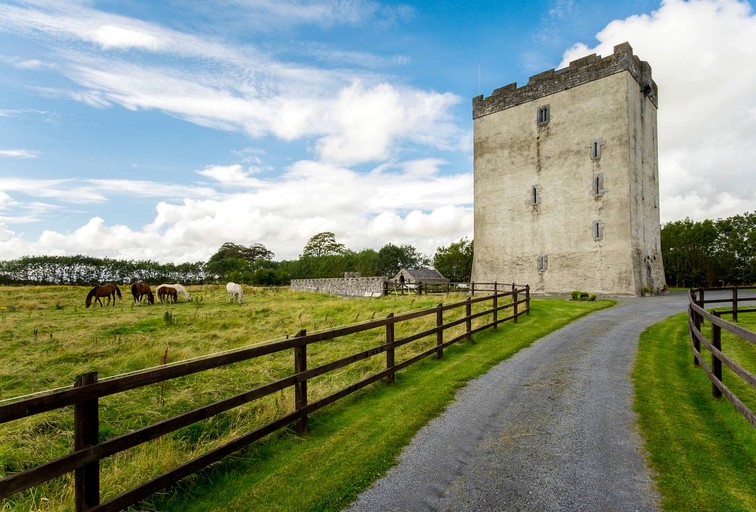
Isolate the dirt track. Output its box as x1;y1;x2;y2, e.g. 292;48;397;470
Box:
346;293;691;512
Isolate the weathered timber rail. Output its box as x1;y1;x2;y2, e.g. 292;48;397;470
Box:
688;286;756;428
0;285;529;511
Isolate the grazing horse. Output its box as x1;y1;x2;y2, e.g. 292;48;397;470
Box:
158;286;178;303
156;283;191;301
85;284;122;308
226;282;244;304
131;282;155;305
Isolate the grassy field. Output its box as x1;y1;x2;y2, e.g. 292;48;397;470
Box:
633;310;756;512
0;284;611;510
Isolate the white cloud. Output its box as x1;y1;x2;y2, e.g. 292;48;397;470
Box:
0;149;38;158
0;1;461;167
559;0;756;222
0;160;473;263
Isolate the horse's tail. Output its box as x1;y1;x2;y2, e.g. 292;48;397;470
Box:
115;284;122;298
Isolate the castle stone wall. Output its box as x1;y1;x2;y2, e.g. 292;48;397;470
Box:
290;277;387;297
471;42;665;296
473;42;657;119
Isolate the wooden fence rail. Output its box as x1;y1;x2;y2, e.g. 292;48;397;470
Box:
0;285;529;511
687;286;756;428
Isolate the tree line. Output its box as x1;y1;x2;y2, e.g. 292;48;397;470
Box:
660;212;755;288
0;233;475;286
2;212;752;289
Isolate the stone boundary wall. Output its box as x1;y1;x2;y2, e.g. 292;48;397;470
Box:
473;42;657;119
291;277;387;297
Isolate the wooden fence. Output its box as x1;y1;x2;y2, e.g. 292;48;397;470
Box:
0;284;529;511
688;286;756;428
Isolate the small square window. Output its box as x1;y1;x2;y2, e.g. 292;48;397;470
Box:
537;105;550;126
592;220;604;241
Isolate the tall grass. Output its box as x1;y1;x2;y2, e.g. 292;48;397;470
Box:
0;286;609;510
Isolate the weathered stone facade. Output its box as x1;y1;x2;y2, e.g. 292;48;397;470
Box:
290;277;387;297
471;42;666;296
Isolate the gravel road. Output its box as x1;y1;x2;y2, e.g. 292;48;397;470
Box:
345;292;691;512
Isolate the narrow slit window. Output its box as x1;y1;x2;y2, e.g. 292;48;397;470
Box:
537;105;550;126
590;139;602;160
593;173;604;196
537;255;549;272
531;185;540;204
592;220;603;241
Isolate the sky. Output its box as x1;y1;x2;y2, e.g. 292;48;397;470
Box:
1;0;755;264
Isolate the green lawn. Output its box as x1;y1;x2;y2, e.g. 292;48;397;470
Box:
633;311;756;512
152;298;612;512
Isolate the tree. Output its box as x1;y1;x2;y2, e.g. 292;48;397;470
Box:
376;243;431;277
206;242;274;282
207;242;274;265
433;238;474;282
302;232;347;257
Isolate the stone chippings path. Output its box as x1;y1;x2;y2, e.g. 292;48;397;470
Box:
345;293;691;512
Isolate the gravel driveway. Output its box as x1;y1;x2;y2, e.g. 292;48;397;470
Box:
346;293;690;512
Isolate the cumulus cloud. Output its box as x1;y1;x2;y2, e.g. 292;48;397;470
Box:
0;160;472;262
559;0;756;222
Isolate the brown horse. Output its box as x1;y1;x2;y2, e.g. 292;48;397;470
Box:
131;282;155;305
158;286;178;303
85;284;122;308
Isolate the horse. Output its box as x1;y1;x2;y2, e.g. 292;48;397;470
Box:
226;282;244;304
85;283;122;308
158;286;178;303
131;282;154;305
156;283;191;301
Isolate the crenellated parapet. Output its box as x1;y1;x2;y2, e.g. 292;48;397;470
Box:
473;42;657;119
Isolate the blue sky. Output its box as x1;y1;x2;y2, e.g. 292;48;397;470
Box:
1;0;755;263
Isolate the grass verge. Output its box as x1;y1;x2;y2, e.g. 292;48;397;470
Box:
633;312;756;512
150;297;613;512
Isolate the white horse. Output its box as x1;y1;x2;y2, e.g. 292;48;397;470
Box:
226;282;243;304
156;283;192;301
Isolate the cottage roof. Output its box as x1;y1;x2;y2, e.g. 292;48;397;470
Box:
397;268;448;281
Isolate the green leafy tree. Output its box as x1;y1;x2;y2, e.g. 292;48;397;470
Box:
351;249;379;277
433;238;474;282
206;242;274;282
302;232;347;257
376;243;430;278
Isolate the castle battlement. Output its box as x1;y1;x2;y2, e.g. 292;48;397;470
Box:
473;42;657;119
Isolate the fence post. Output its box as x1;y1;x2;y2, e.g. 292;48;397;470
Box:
470;282;475;296
465;297;472;341
493;282;498;329
732;286;739;322
712;317;723;399
436;304;443;358
512;284;518;323
294;329;308;436
74;371;100;512
692;304;701;367
525;285;530;315
386;313;395;384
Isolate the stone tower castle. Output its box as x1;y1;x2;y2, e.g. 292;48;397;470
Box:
471;42;666;296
